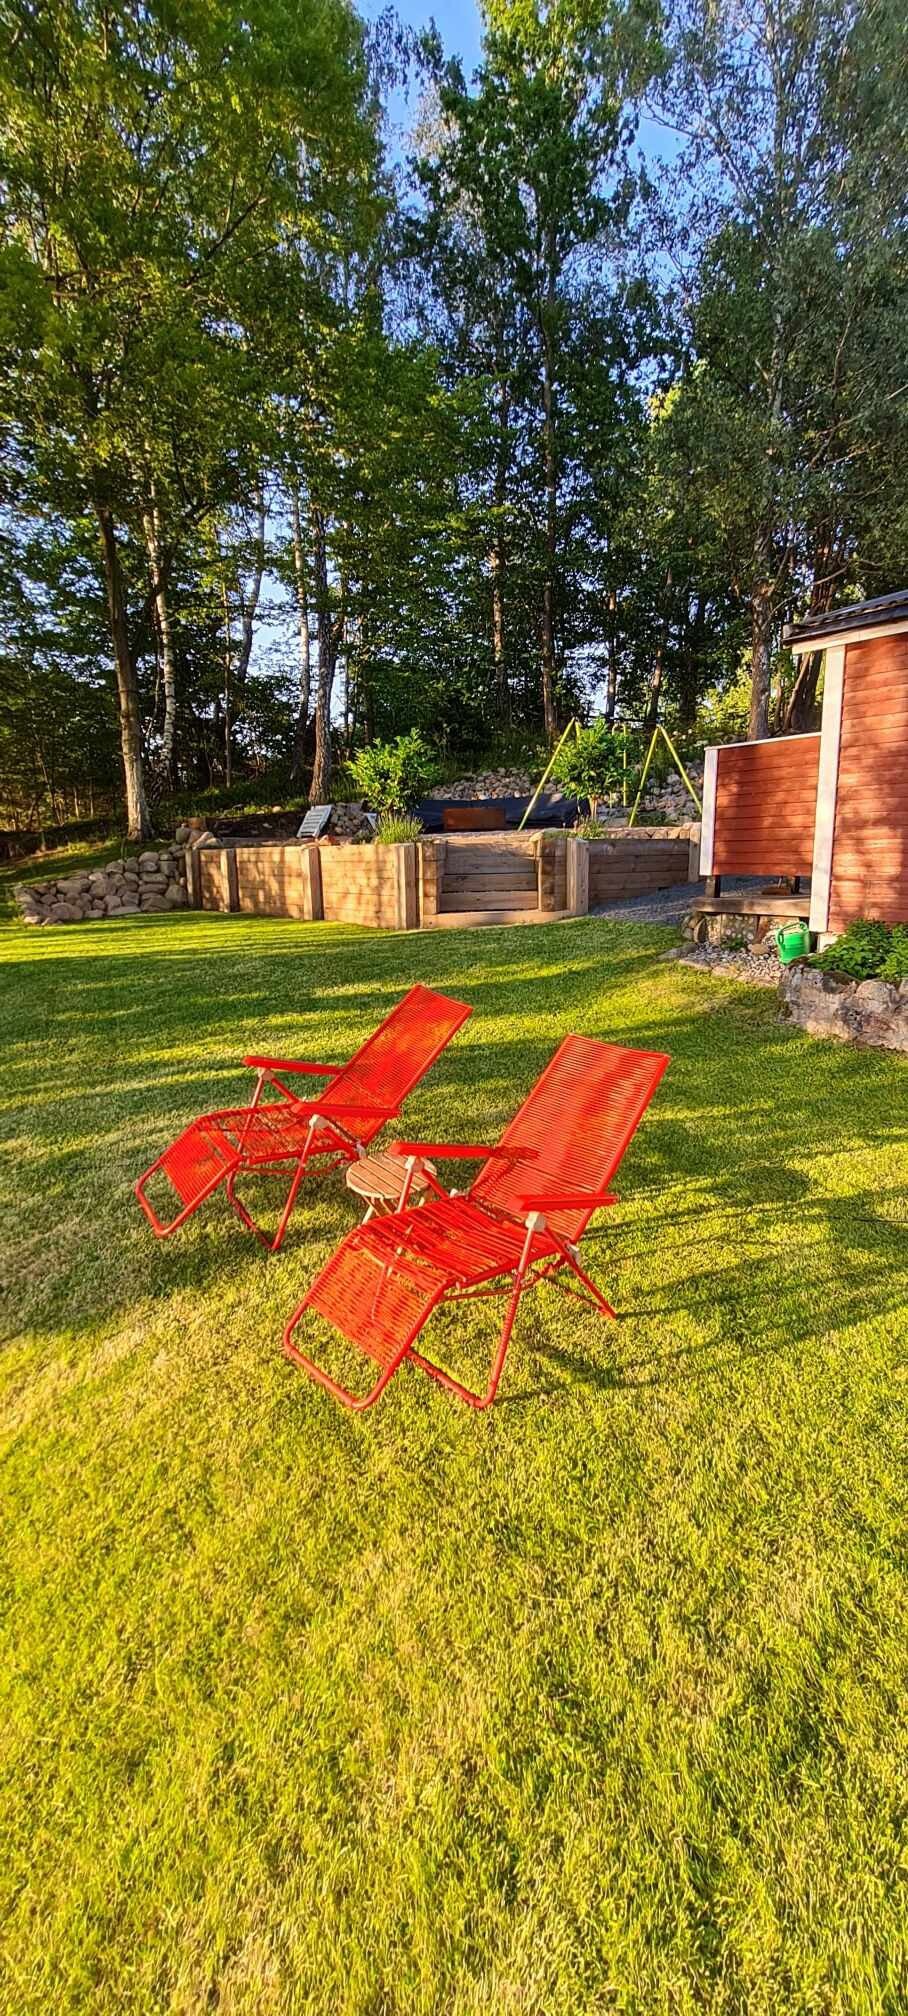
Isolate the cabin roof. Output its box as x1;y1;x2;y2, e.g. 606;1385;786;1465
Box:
784;589;908;647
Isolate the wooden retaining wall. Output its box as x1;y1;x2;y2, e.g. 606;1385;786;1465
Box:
187;827;698;929
317;841;418;930
188;842;322;919
585;827;699;906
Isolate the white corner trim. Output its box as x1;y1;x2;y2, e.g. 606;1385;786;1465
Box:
808;643;846;935
699;746;718;876
789;618;908;657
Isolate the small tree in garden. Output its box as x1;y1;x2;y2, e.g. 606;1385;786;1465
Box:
348;732;440;818
551;722;632;817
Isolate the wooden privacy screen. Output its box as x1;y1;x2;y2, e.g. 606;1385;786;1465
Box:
828;635;908;930
710;735;820;878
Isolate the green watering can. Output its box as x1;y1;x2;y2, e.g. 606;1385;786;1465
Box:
775;921;811;964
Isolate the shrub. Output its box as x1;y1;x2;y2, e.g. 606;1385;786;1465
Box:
573;814;608;838
551;722;634;813
812;919;892;981
878;924;908;982
348;732;439;817
372;813;423;845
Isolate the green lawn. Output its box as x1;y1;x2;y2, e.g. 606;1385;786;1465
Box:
1;909;907;2015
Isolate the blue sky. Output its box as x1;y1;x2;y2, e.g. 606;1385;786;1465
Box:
360;0;682;170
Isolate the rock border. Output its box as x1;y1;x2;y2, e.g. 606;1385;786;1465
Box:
15;848;188;925
779;962;908;1052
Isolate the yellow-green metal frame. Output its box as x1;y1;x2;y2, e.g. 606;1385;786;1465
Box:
627;724;703;826
517;718;579;830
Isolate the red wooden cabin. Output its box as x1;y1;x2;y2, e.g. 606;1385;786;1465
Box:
699;591;908;942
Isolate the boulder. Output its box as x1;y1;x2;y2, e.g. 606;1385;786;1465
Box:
48;901;84;923
163;884;187;908
175;824;191;845
138;850;159;868
139;894;169;912
852;979;899;1018
780;962;908;1052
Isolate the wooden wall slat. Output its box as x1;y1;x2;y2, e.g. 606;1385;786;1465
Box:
828;636;908;931
712;736;820;878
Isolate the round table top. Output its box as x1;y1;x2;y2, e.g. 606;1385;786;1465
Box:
345;1151;434;1203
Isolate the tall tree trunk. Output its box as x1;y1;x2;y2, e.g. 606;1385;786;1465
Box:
234;483;266;706
782;552;838;731
309;505;335;803
289;481;312;786
540;338;557;742
605;588;618;723
491;377;510;714
678;594;704;727
749;574;773;739
644;644;664;730
94;496;151;839
539;233;558;742
142;492;177;786
222;578;233;788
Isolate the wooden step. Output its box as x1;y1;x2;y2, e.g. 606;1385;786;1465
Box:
437;838;536;862
692;892;811;918
426;907;570;929
440;887;538;912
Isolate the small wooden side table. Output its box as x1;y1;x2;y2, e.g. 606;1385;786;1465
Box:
345;1151;435;1221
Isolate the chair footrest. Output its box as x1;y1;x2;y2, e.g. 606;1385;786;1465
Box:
304;1239;446;1371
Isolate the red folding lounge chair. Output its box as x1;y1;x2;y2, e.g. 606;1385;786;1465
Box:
135;985;471;1251
283;1035;669;1410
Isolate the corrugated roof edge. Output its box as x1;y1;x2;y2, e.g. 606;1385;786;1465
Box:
784;588;908;645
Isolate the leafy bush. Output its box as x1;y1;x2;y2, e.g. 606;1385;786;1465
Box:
879;924;908;982
551;722;634;813
372;813;423;845
812;919;892;981
348;732;440;816
696;677;750;744
573;814;608;838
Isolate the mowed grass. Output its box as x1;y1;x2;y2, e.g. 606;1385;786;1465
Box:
1;910;907;2016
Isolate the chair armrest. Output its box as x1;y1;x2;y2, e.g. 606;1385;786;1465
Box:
390;1141;537;1163
515;1189;617;1211
244;1056;341;1075
317;1100;400;1120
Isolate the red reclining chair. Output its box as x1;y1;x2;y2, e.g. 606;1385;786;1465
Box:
284;1034;669;1409
135;984;471;1251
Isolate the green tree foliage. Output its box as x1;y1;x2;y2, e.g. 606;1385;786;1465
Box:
0;0;379;833
550;722;631;812
348;730;440;816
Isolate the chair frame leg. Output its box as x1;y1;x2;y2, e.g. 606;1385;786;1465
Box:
226;1159;310;1253
282;1227;617;1415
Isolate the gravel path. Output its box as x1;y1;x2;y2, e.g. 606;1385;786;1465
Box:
590;876;755;926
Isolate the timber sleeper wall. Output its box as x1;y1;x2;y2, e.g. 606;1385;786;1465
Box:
187;827;699;928
318;841;418;930
585;827;699;906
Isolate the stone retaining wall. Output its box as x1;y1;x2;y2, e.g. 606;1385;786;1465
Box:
15;848;187;925
780;964;908;1052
